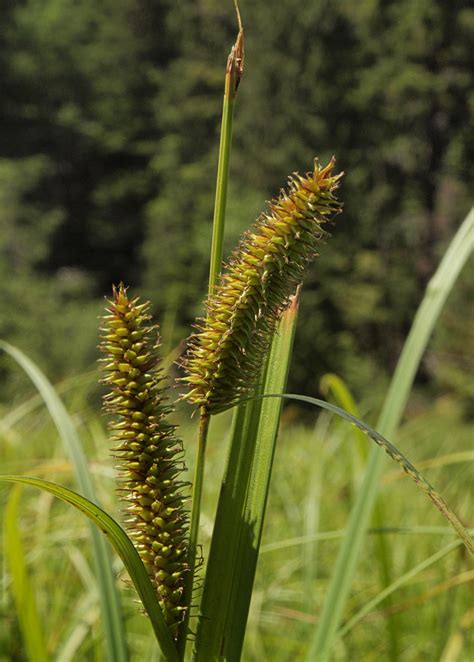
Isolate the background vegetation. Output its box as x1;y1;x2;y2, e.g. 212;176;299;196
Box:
1;0;473;402
1;1;473;660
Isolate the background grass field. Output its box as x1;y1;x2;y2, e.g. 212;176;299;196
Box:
1;370;472;660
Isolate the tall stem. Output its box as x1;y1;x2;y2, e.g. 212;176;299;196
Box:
189;411;210;576
208;22;244;294
178;9;244;658
177;409;210;658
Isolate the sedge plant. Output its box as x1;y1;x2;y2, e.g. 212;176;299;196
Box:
1;5;473;661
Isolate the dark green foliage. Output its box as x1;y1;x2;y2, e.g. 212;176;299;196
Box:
231;1;474;396
100;285;188;638
0;0;472;403
182;159;342;412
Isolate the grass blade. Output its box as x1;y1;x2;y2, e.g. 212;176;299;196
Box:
246;393;473;556
321;373;399;659
193;392;263;660
337;539;462;638
309;207;474;660
0;340;128;662
223;298;300;659
4;485;49;662
440;607;474;662
320;373;368;469
0;369;96;438
195;296;299;661
0;476;179;662
260;526;472;554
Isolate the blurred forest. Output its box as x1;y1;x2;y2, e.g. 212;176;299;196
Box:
1;0;473;407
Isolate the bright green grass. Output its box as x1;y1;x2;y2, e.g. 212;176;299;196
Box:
1;381;472;660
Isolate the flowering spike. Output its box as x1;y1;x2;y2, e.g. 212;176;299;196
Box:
182;158;343;413
100;284;188;639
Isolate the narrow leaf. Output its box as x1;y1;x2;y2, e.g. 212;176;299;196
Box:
4;485;49;662
309;207;474;660
245;393;473;556
321;373;399;659
320;373;368;466
0;341;128;662
195;296;299;661
0;476;179;662
337;539;462;638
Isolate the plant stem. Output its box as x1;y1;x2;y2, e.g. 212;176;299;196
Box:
208;23;243;294
177;409;210;659
179;10;244;657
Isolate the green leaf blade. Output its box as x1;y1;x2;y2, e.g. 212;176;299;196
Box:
195;296;299;661
0;341;128;662
4;485;50;662
0;476;179;662
308;207;474;661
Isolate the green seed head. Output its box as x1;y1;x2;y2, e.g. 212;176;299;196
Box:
182;158;343;413
100;284;188;638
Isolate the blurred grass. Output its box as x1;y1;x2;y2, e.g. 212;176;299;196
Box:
1;377;472;660
0;341;128;662
4;485;49;662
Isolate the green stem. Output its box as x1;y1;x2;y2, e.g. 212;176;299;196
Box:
179;13;244;658
177;409;210;659
208;25;243;294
